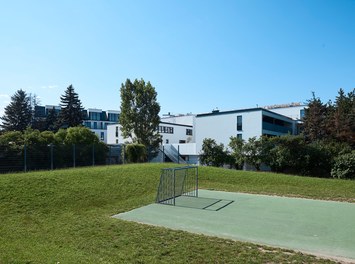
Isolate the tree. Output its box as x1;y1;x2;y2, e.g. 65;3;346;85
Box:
57;85;84;128
302;92;329;142
0;89;32;131
330;88;355;146
119;78;161;150
242;137;264;171
199;138;228;167
229;136;244;169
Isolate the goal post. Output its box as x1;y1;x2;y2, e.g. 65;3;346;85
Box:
156;166;198;205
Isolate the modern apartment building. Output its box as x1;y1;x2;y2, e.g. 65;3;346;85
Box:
34;105;119;143
195;107;301;154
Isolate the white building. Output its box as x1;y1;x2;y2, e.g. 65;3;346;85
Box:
83;108;120;143
34;105;120;143
107;121;198;164
195;107;301;154
105;104;306;164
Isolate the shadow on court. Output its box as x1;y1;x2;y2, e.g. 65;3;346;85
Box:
113;189;355;262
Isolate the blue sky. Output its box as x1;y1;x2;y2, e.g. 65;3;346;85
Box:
0;0;354;117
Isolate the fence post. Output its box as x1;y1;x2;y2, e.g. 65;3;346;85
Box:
50;144;53;170
109;145;112;165
73;144;76;168
24;144;27;172
173;168;176;206
177;145;180;164
147;145;150;162
92;144;95;166
122;144;125;164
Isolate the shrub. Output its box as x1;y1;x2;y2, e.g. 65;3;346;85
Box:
331;151;355;179
125;144;147;163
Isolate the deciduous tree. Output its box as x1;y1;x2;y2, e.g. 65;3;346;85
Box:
119;78;161;151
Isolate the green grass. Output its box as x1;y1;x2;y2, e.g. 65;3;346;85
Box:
1;163;354;263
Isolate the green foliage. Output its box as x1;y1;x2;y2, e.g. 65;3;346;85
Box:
125;143;147;163
303;89;355;146
331;151;355;179
200;138;228;167
64;126;100;145
119;78;162;150
242;137;265;171
229;136;244;169
57;85;84;128
0;89;32;131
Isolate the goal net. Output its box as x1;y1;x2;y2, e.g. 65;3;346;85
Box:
156;166;198;205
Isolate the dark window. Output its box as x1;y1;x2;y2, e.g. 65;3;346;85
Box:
186;129;193;135
115;126;119;137
237;115;242;131
300;109;305;119
237;133;242;139
158;126;174;134
100;132;104;141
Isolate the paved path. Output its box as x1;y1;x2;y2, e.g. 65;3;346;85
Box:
113;190;355;262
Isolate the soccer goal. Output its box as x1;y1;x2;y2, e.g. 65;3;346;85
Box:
156;166;198;205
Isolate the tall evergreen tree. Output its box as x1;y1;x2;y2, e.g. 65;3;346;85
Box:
331;88;355;145
119;78;161;150
302;92;329;142
57;85;84;128
0;89;32;131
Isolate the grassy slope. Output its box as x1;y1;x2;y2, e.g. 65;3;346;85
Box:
1;163;354;263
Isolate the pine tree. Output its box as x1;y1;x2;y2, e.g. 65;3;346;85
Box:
46;107;59;131
331;88;355;145
57;85;84;128
302;92;329;142
0;89;32;131
119;78;161;150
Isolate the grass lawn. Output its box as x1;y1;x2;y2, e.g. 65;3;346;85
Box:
1;163;354;263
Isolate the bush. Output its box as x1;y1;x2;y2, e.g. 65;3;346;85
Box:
331;151;355;179
199;138;228;167
125;144;147;163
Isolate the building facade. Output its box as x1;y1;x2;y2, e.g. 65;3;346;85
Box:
34;105;119;143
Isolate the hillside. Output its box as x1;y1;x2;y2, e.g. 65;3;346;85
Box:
1;164;354;263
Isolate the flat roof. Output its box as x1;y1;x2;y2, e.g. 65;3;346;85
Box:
196;107;294;121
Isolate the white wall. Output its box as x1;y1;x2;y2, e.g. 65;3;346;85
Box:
267;105;306;120
107;122;194;145
160;114;195;126
195;110;262;154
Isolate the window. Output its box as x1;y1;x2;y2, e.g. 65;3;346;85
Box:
100;132;104;141
115;126;119;137
237;133;242;139
300;109;305;119
116;139;119;144
158;126;174;134
166;139;169;144
89;112;100;121
84;121;91;128
93;122;97;129
237;115;242;131
186;129;193;135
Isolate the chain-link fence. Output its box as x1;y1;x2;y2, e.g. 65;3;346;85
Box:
0;144;123;173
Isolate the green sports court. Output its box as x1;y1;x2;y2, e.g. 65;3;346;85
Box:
113;189;355;262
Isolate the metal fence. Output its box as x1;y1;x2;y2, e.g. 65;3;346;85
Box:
0;144;123;173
